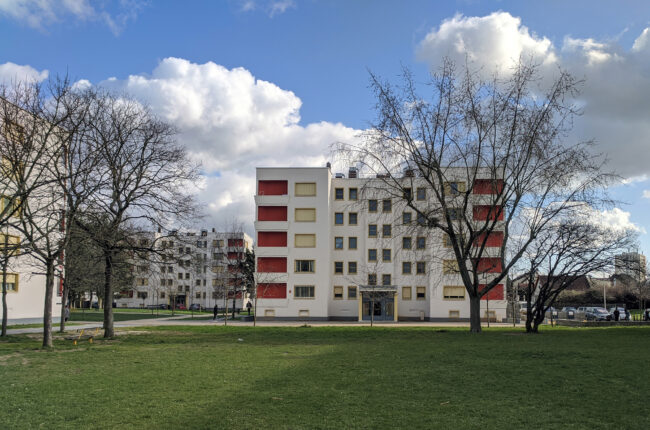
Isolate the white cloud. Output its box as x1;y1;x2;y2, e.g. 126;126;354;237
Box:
269;0;294;17
0;62;48;85
642;190;650;199
239;0;294;17
0;0;146;35
96;57;360;232
417;12;650;180
592;208;644;233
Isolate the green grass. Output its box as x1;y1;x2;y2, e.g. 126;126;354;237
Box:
6;322;82;330
1;326;649;429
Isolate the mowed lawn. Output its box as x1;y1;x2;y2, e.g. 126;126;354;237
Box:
1;326;649;429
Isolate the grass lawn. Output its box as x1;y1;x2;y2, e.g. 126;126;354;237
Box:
1;326;649;429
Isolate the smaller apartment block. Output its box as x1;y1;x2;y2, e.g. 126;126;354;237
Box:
254;166;507;322
116;229;253;310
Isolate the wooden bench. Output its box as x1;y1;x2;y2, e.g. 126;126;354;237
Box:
66;327;101;345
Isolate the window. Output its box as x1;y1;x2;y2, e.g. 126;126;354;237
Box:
0;234;20;256
264;309;276;317
185;273;190;279
195;279;201;286
402;212;412;225
295;260;315;273
334;261;344;274
160;292;166;299
382;224;392;237
178;273;183;280
185;285;190;292
443;259;459;275
335;188;344;200
295;182;316;196
348;237;357;249
295;234;316;248
0;196;21;218
382;249;391;262
444;181;466;196
368;224;377;237
348;261;357;274
2;273;18;292
334;286;344;299
443;234;453;248
295;208;316;222
137;291;148;299
443;286;465;300
334;237;344;250
403;188;412;200
368;274;377;286
402;262;412;274
403;237;412;249
369;199;378;212
348;286;357;299
416;187;426;200
402;286;412;300
335;212;344;225
349;188;358;200
295;285;315;298
368;249;377;261
416;261;426;274
348;212;358;225
447;208;461;221
382;274;392;286
416;286;426;300
449;310;460;319
195;292;201;299
178;286;183;292
382;199;392;212
416;236;426;250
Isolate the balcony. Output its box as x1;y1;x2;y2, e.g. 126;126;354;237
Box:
255;246;288;257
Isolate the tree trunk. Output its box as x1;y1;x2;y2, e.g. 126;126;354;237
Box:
469;294;482;333
253;295;257;327
59;281;68;333
1;255;8;337
232;295;236;319
103;253;114;338
42;258;55;348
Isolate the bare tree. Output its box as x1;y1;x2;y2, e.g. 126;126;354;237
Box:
516;210;637;332
71;91;201;338
338;59;613;333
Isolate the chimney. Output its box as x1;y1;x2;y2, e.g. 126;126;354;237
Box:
348;167;357;178
212;228;215;233
326;162;331;169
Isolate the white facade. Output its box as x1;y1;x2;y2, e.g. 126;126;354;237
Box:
254;166;508;322
115;230;253;311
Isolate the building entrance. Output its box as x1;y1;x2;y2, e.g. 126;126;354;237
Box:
361;292;395;321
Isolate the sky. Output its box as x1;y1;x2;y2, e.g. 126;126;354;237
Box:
1;0;650;254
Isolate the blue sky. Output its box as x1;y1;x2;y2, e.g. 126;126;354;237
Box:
2;0;650;254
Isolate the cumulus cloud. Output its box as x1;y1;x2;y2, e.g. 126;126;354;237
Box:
417;12;650;180
0;62;48;85
0;0;146;35
97;58;359;232
591;208;644;233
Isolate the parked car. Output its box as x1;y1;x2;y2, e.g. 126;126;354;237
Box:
545;306;559;319
176;304;187;310
584;307;611;321
561;307;576;319
189;304;201;311
608;307;630;321
147;304;167;310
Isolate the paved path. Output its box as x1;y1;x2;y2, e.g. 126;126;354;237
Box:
7;316;522;335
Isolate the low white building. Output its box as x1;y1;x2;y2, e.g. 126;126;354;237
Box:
254;166;507;322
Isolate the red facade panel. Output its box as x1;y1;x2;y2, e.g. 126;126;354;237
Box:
473;231;504;248
257;257;287;273
473;179;504;194
473;205;504;221
476;258;503;273
258;180;288;195
258;231;287;247
479;284;504;300
257;283;287;299
228;252;242;260
258;206;288;221
228;238;244;247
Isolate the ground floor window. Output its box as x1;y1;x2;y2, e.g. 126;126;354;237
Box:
295;285;315;298
402;286;411;300
333;286;344;299
416;286;426;300
347;286;357;300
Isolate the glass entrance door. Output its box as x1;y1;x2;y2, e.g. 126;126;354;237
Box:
362;294;394;321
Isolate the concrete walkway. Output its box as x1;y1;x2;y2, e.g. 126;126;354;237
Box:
6;316;522;335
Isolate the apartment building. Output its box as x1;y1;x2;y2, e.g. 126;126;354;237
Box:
1;110;63;324
254;166;507;322
116;229;253;310
614;252;646;282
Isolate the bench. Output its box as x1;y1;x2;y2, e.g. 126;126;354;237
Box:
66;327;101;345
